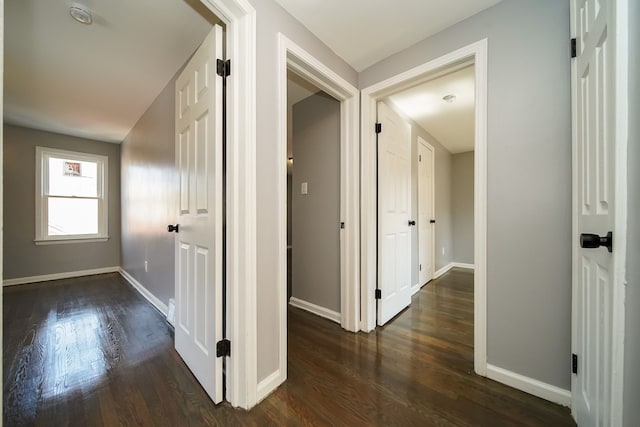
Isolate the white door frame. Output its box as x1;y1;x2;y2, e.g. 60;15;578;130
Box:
570;0;628;422
417;136;435;288
197;0;257;409
360;39;488;376
268;34;360;400
0;3;4;413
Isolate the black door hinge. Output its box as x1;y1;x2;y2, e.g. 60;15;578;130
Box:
419;154;422;162
217;59;231;77
217;339;231;357
572;353;578;374
375;123;382;134
571;38;577;58
375;289;382;299
340;222;345;229
419;264;422;271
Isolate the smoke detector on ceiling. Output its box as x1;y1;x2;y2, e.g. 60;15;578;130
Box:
69;4;93;25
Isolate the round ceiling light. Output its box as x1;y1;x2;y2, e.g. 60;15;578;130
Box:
69;4;93;25
442;94;456;103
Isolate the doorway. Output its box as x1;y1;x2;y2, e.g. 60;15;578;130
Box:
361;40;488;376
261;33;360;401
374;64;476;324
287;72;341;322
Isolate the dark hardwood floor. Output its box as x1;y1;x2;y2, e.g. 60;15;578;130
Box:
3;270;574;426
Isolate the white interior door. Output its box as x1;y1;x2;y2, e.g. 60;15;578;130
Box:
418;138;435;286
572;0;616;424
173;25;224;404
377;101;412;325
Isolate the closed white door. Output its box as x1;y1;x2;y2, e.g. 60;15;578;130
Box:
418;138;435;286
571;0;617;424
173;25;224;403
377;101;412;325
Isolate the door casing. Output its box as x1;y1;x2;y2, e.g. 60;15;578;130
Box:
196;0;257;410
360;39;488;377
270;32;360;402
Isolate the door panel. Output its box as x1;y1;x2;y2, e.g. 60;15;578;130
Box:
572;0;615;424
418;140;434;285
174;25;223;404
377;101;412;325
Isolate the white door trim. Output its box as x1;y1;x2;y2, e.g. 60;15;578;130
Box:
271;33;360;400
610;1;629;422
360;39;488;376
198;0;257;409
417;136;436;284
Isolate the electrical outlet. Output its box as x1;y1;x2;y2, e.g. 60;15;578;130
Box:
144;260;148;272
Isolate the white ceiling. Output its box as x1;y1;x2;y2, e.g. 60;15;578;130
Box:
388;65;475;154
5;1;496;144
4;0;215;143
272;0;502;71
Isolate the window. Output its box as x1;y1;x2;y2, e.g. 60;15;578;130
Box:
35;147;109;244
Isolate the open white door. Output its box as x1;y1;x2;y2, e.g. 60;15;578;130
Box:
418;138;435;286
571;0;622;424
377;101;412;325
173;25;224;404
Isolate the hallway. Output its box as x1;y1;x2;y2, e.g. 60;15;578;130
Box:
3;270;574;425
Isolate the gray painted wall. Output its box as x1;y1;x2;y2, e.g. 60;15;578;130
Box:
3;124;121;279
360;0;572;389
451;151;474;265
624;1;639;424
120;69;178;306
291;92;341;313
252;0;358;382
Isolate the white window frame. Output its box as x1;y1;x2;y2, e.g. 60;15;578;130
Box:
35;146;109;244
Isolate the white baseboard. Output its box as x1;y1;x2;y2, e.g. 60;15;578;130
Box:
289;297;341;324
452;262;475;270
433;262;475;280
167;298;176;327
486;364;571;407
411;282;421;295
256;369;285;403
434;262;454;279
3;266;120;287
119;268;168;316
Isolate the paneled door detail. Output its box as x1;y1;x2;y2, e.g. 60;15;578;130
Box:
377;101;412;325
572;0;616;424
173;25;223;404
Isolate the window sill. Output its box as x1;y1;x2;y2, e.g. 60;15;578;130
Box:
34;237;110;245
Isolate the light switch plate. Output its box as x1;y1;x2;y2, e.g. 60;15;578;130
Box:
301;182;308;195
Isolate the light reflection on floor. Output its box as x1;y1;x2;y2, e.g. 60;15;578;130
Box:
41;309;107;399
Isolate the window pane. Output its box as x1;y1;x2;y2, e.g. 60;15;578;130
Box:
48;157;98;197
48;198;98;236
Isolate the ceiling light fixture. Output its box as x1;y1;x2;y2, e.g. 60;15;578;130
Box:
442;94;456;103
69;4;93;25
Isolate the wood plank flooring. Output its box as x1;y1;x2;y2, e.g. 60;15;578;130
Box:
3;270;574;426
